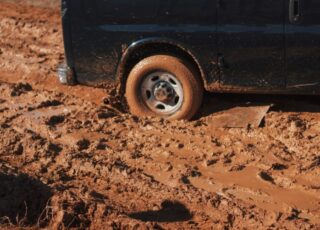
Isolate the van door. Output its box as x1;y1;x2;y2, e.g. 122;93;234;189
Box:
218;0;285;91
286;0;320;92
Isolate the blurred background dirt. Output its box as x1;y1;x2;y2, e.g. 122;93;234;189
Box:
0;0;319;229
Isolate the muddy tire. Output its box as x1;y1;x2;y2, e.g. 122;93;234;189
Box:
125;55;203;120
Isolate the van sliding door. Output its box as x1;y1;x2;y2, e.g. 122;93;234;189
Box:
218;0;285;91
285;0;320;92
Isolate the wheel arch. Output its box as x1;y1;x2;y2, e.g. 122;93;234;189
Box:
116;38;207;94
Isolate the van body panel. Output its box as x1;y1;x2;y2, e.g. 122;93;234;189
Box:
64;0;218;88
285;0;320;94
218;0;285;90
61;0;320;95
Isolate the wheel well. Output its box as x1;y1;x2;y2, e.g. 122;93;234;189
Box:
118;43;205;94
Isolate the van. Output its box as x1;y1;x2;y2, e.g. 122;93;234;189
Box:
58;0;320;120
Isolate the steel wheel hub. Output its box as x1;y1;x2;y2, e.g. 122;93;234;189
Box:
141;71;184;116
153;81;174;102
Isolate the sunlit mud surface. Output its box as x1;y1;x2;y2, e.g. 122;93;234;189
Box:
0;1;319;229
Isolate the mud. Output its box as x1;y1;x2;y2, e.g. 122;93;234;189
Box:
0;1;320;229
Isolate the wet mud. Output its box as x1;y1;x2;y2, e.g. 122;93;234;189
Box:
0;1;319;229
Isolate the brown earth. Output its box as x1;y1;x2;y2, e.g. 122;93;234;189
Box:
0;1;320;229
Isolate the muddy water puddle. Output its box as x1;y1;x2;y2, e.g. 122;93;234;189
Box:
200;166;319;210
142;150;320;216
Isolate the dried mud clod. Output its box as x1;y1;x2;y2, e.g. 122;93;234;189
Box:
10;83;33;97
76;138;91;151
271;163;288;171
97;108;117;119
258;171;275;184
46;115;65;126
37;99;62;109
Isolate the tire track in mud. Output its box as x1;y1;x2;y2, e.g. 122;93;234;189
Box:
1;81;319;228
0;82;234;229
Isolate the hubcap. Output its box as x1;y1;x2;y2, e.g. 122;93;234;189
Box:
141;71;183;116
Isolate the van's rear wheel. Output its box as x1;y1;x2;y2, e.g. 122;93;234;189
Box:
125;55;203;120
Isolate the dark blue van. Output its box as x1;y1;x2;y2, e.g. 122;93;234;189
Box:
58;0;320;120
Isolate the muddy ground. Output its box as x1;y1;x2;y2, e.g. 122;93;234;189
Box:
0;1;319;229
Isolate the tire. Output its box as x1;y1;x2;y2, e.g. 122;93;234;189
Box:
125;55;203;120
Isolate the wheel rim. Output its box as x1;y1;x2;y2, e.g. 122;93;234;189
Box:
140;71;184;116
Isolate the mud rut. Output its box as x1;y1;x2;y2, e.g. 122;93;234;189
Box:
0;2;319;229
